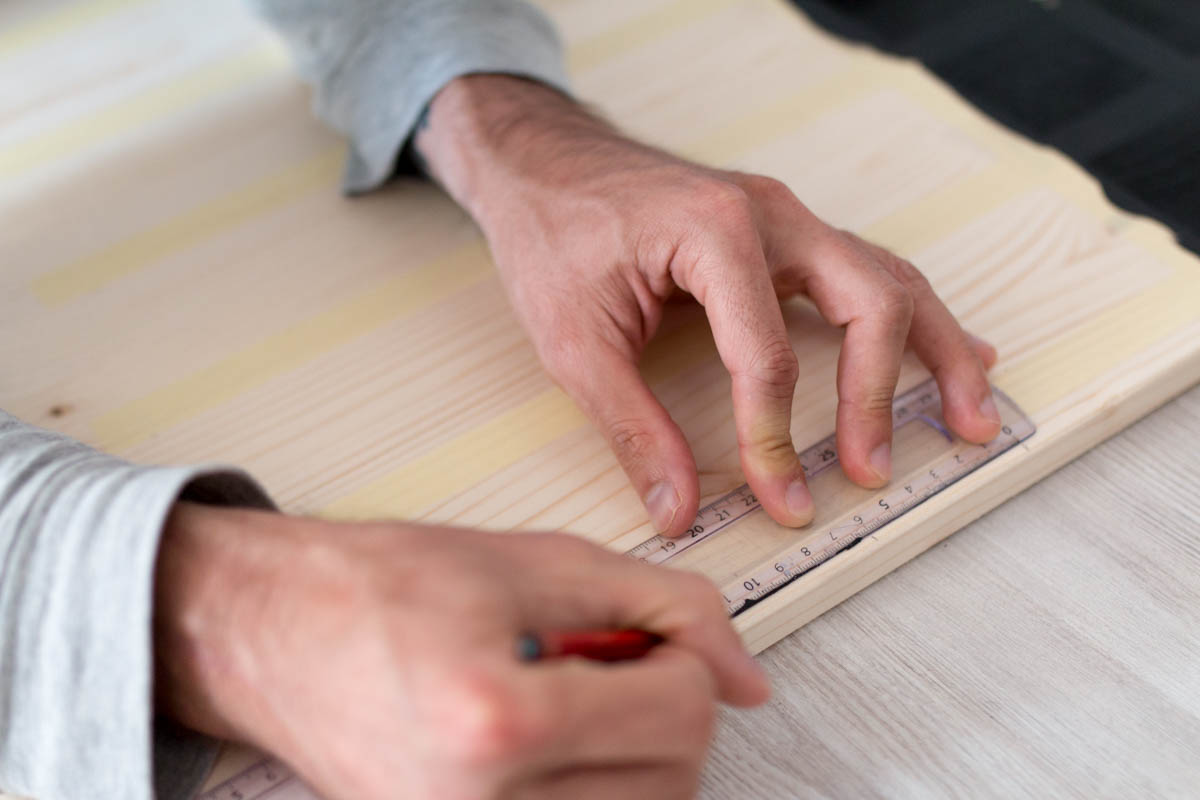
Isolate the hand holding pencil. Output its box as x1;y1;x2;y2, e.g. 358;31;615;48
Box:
156;506;769;800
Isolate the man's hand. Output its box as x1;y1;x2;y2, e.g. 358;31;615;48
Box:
414;75;1002;537
154;502;768;800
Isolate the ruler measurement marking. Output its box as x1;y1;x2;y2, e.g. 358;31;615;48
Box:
200;758;294;800
621;378;1035;616
722;418;1032;616
629;379;955;566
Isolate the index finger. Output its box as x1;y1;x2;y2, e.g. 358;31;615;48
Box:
499;532;770;707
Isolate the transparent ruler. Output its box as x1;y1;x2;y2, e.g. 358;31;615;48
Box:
196;757;311;800
197;376;1034;800
627;377;1034;616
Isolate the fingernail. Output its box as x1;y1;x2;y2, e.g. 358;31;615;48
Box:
645;481;681;533
869;442;891;482
785;479;814;520
979;393;1002;426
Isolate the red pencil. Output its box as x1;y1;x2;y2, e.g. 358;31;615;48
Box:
517;629;664;662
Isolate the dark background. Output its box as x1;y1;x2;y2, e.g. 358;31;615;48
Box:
789;0;1200;255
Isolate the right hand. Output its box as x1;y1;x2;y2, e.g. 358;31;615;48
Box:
416;75;1003;539
154;502;769;800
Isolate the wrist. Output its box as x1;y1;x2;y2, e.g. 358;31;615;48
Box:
153;502;298;744
413;74;614;229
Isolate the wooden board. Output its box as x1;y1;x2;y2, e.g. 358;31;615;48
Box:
3;0;1200;749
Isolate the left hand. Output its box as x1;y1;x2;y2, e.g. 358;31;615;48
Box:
155;503;768;800
415;75;1001;538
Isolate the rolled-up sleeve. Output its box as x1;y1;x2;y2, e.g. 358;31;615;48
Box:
0;411;274;800
249;0;571;193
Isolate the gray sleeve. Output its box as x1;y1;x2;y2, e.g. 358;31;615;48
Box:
0;410;275;800
249;0;571;193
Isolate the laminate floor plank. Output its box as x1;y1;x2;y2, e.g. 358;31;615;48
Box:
704;384;1200;799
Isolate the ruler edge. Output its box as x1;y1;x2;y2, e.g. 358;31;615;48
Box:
732;329;1200;654
626;376;956;565
724;386;1035;617
197;756;295;800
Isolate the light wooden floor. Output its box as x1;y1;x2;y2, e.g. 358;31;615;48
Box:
703;384;1200;798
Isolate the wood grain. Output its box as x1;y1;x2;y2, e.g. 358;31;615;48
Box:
2;0;1199;797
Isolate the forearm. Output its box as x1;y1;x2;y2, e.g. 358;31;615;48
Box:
155;502;275;745
0;410;272;800
413;75;612;222
153;502;356;754
250;0;571;193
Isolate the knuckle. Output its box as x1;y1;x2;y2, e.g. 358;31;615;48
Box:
608;418;658;464
698;179;752;214
890;256;927;287
695;180;755;232
443;673;551;768
742;337;800;394
890;257;934;297
847;384;897;417
675;180;761;292
876;282;915;325
745;431;799;472
740;174;793;203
